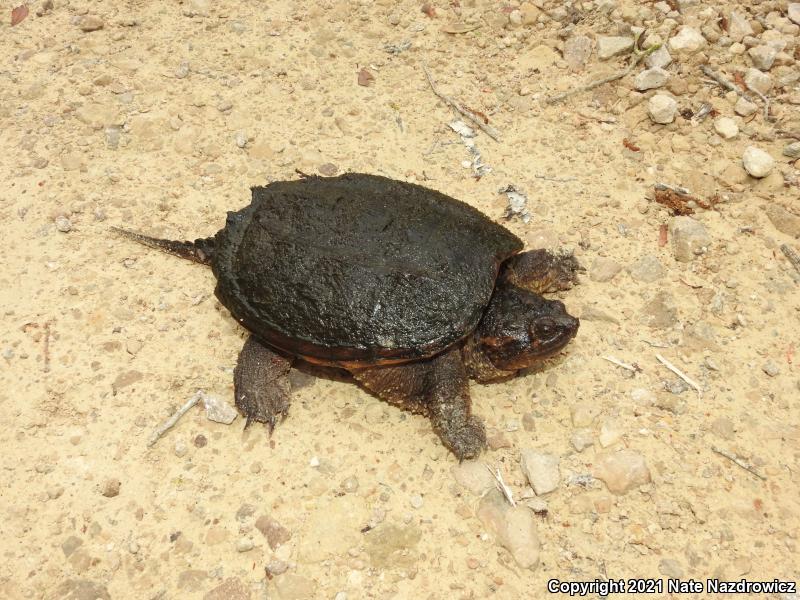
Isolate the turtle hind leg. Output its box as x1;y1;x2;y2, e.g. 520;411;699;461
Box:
234;335;293;432
111;227;215;266
352;349;486;460
500;249;583;294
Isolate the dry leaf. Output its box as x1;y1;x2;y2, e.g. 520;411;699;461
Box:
658;224;668;247
357;68;374;87
441;22;481;34
733;72;747;91
11;4;29;26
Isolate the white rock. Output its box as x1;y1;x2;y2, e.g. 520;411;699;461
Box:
598;421;623;448
728;11;754;42
744;68;773;95
669;216;711;262
713;117;739;140
647;94;677;124
734;96;758;117
592;450;651;495
202;393;238;424
668;27;706;53
748;45;777;71
477;490;540;569
742;146;774;178
55;216;72;233
451;460;495;496
520;450;560;495
597;36;634;60
784;142;800;158
645;45;672;69
633;67;669;91
788;4;800;26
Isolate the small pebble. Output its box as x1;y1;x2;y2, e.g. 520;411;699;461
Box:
340;476;359;493
713;117;739;140
265;559;288;576
234;131;248;149
742;146;774;178
101;478;121;498
592;450;651;495
783;142;800;158
410;494;424;509
193;434;207;448
648;94;677;124
734;97;758;117
55;216;72;233
236;538;254;552
520;450;560;495
175;62;190;79
174;441;188;457
762;361;780;377
79;15;104;32
217;99;233;113
634;67;669;91
318;162;338;176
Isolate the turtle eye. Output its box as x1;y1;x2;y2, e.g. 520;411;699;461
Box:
532;318;557;340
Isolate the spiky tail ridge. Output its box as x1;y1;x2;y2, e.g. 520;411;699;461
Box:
111;227;215;266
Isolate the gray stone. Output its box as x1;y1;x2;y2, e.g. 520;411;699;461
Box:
742;146;774;178
728;11;754;42
744;68;773;94
476;490;540;569
640;291;678;329
748;45;777;71
669;216;710;261
571;429;594;452
520;450;560;495
634;67;669;91
627;254;664;282
589;257;622;282
563;35;593;71
648;94;677;124
713;117;739;139
202;393;237;424
788;3;800;26
645;45;672;69
55;215;72;233
597;36;634;60
255;516;291;549
79;15;104;32
734;97;758;117
763;360;780;377
669;27;706;53
592;450;651;495
782;142;800;158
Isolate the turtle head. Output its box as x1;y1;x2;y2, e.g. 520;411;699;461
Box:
477;285;579;371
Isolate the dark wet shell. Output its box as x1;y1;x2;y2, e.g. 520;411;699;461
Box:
212;173;522;365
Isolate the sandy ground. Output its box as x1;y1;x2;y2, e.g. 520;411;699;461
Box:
2;0;800;598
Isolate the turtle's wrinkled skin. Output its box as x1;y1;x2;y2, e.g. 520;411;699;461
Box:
115;173;580;459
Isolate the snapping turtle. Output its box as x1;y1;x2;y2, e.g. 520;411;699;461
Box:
116;173;579;458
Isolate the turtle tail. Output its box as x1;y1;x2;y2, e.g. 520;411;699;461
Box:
111;227;215;266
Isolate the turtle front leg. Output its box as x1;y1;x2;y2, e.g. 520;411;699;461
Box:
500;249;582;294
233;335;293;432
351;349;486;460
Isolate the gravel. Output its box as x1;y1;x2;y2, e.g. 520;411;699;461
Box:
742;146;774;178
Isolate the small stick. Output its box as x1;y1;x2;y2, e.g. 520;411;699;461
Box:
486;464;516;507
43;320;53;373
711;446;767;481
700;65;752;101
535;174;577;183
422;64;501;142
655;182;691;195
781;244;800;276
546;34;661;104
147;391;203;447
655;353;702;395
601;355;639;372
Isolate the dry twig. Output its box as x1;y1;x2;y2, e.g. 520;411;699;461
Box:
422;64;501;142
147;391;203;447
486;464;516;506
43;320;53;373
601;355;639;372
546;33;661;104
655;353;702;396
700;65;770;120
711;446;767;481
